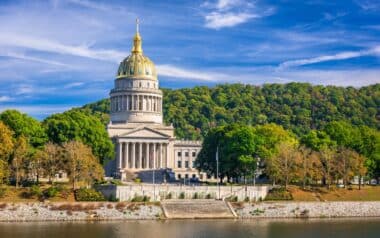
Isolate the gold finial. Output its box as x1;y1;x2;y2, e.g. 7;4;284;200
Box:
131;18;143;54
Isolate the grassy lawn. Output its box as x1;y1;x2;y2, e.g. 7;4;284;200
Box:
289;185;380;202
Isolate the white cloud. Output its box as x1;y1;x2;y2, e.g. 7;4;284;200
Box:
278;46;380;69
0;96;13;102
157;65;224;81
0;33;126;63
64;82;85;88
0;51;69;67
205;12;257;29
203;0;273;29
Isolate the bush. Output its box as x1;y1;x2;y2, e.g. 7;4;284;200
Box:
110;179;123;185
206;193;212;199
44;186;59;198
131;195;150;202
265;187;293;201
75;188;105;201
165;192;172;199
134;178;141;183
179;192;185;199
193;192;199;199
30;185;43;197
225;195;238;202
0;186;7;198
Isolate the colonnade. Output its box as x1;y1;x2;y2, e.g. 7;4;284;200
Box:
117;141;168;170
111;94;162;113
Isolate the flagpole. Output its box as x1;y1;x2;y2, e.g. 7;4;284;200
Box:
216;146;220;200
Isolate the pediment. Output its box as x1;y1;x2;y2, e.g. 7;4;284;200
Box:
120;127;170;139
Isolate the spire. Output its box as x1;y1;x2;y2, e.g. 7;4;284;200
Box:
131;18;143;54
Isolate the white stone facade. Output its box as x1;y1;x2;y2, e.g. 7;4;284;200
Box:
107;25;202;182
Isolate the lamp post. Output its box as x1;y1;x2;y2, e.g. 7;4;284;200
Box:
216;146;220;200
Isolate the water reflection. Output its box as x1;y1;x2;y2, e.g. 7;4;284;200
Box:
0;218;379;238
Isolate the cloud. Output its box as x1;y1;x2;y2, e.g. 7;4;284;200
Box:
278;46;380;69
203;0;273;29
63;82;85;88
0;96;13;102
0;33;126;63
0;51;69;67
157;64;225;81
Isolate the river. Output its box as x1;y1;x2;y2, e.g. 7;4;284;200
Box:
0;218;379;238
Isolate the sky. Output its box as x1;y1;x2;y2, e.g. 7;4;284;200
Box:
0;0;379;119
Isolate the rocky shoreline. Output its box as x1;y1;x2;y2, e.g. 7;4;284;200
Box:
0;201;380;221
0;202;162;222
235;201;380;218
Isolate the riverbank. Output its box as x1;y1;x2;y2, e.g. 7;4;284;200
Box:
234;201;380;218
1;201;380;221
0;202;162;222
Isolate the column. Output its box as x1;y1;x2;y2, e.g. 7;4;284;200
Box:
145;142;149;169
139;143;142;169
153;143;156;169
137;95;140;111
117;142;122;169
125;142;129;169
159;143;163;168
132;142;135;169
126;95;129;111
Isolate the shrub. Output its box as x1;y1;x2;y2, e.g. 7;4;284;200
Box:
226;195;238;202
244;197;250;202
75;188;105;201
44;186;59;198
131;195;150;202
30;185;43;198
165;192;172;199
206;193;212;199
110;179;123;185
134;178;141;183
265;187;293;201
193;192;199;199
179;192;185;199
0;186;7;198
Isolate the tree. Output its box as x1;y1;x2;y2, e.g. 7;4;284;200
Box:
43;110;114;164
318;147;336;188
11;136;30;188
0;121;14;161
0;159;9;185
62;141;104;189
296;146;323;189
40;142;63;182
266;142;299;188
0;110;47;148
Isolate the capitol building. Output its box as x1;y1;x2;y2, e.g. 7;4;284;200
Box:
107;22;203;182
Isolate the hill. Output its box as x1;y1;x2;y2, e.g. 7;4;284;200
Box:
79;83;380;139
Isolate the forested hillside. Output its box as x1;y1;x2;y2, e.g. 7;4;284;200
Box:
80;83;379;140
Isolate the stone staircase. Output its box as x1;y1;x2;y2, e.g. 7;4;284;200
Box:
161;199;237;219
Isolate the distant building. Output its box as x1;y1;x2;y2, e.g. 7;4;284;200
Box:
107;21;203;182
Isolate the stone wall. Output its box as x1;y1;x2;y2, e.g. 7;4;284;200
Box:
96;184;270;202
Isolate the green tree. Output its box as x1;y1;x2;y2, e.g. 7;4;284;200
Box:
0;110;47;148
43;110;114;164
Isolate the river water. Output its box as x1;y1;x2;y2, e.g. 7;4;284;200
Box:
0;218;379;238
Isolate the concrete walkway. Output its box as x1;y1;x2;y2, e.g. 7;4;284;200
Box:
161;199;237;219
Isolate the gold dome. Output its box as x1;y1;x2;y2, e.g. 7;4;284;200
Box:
116;21;157;80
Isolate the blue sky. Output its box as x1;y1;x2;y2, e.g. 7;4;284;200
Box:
0;0;379;119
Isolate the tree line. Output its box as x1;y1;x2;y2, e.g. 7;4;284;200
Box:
81;83;379;140
0;109;112;188
196;122;379;188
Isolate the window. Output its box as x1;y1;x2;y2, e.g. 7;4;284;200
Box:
178;174;182;179
192;161;195;168
185;152;189;157
139;82;142;88
200;174;203;180
185;161;189;168
192;174;196;179
192;152;196;157
177;151;182;157
177;161;182;168
185;174;189;179
207;174;211;179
